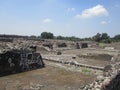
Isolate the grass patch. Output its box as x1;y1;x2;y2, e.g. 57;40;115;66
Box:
99;43;106;48
81;68;91;74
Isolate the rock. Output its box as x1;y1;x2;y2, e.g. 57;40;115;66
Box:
104;47;114;50
97;75;104;81
103;65;112;72
30;83;44;90
102;78;110;86
57;51;62;55
94;88;101;90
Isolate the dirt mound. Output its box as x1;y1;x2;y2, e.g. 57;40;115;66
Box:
78;54;112;61
36;46;51;52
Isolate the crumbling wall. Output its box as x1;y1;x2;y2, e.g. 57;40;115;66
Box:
81;43;88;48
0;46;44;76
102;72;120;90
0;38;13;42
42;43;53;49
57;42;67;47
75;42;80;49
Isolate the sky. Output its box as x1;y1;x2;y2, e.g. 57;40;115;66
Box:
0;0;120;38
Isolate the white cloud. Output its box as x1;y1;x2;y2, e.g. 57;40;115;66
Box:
75;4;109;19
43;18;52;23
67;8;75;12
100;21;110;25
101;21;107;25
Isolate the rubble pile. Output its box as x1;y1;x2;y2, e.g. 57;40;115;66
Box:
0;39;40;52
102;72;120;90
81;63;120;90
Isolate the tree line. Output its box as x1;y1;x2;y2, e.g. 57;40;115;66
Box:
39;32;120;43
40;32;81;41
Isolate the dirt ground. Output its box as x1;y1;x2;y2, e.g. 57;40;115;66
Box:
62;49;118;67
0;64;95;90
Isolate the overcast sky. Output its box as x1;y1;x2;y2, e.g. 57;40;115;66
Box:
0;0;120;38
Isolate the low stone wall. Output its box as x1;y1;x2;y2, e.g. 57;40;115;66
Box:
43;58;104;71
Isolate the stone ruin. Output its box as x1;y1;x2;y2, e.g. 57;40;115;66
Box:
81;61;120;90
102;71;120;90
57;42;67;47
56;51;62;55
75;42;88;49
42;43;53;49
0;43;45;76
75;42;80;49
0;38;13;42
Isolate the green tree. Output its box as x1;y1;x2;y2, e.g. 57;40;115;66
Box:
101;33;110;40
56;35;81;41
101;38;111;43
30;35;37;38
41;32;54;39
93;33;102;42
93;33;111;43
101;33;111;43
113;34;120;41
56;36;65;40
